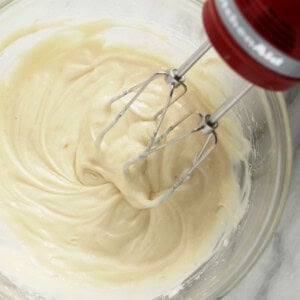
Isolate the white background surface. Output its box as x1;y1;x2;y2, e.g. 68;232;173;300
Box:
224;87;300;300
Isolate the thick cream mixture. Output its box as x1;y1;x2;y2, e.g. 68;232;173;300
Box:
0;22;250;298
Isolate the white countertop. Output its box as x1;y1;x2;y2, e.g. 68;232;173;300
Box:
224;88;300;300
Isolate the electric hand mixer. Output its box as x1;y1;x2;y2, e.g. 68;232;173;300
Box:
96;0;300;206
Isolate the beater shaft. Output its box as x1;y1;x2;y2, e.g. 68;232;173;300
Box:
176;39;211;79
202;83;253;134
209;84;253;125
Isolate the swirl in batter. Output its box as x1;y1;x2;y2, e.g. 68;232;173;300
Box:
0;21;250;297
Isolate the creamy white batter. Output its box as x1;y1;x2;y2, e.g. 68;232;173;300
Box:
0;21;250;299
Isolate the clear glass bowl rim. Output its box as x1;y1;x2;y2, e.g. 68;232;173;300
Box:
0;0;292;299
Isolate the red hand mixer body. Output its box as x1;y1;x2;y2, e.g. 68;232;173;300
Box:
96;0;300;206
203;0;300;90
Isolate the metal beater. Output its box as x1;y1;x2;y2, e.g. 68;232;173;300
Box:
95;39;252;205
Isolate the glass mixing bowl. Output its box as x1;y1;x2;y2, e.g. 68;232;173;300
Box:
0;0;292;299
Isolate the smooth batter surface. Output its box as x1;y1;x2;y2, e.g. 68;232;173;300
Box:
0;22;250;299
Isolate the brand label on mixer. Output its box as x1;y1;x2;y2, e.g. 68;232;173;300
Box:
218;0;283;66
215;0;300;78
